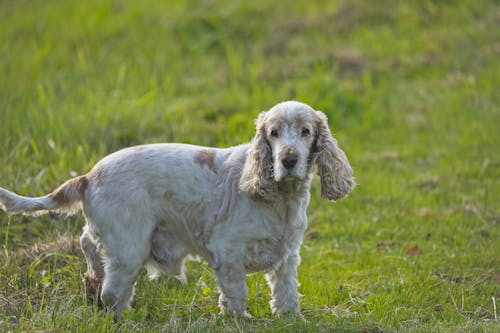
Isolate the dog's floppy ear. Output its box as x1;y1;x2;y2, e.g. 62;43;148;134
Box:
239;111;275;198
313;111;355;201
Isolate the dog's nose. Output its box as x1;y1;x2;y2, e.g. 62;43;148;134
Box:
282;155;298;169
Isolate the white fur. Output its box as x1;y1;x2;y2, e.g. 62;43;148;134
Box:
0;101;355;317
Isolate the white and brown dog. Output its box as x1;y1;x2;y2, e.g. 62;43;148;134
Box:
0;101;354;317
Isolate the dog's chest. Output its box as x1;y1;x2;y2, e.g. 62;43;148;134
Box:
243;237;288;273
242;205;305;273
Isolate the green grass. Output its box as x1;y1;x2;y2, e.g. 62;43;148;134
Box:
1;0;498;331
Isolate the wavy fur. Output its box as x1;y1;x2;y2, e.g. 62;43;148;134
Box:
313;111;355;201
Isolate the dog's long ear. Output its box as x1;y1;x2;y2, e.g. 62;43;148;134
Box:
313;111;355;201
239;112;275;198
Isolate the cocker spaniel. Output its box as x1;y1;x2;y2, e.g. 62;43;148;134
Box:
0;101;355;317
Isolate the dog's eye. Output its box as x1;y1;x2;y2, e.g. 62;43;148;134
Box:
301;128;310;137
270;129;279;138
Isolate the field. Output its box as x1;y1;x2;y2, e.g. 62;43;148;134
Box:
0;0;498;332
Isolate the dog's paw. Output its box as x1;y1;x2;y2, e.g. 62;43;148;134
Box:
83;273;103;307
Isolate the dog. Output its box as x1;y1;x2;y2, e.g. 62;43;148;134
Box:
0;101;354;317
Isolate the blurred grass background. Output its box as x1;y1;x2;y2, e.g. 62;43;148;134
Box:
0;0;498;331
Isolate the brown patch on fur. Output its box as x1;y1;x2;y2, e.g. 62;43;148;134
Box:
296;117;307;130
75;176;88;196
51;175;88;205
88;167;106;187
51;187;67;205
194;149;217;174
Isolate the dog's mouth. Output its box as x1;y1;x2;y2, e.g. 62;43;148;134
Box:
283;174;300;181
274;168;305;182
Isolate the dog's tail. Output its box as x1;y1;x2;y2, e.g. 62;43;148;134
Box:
0;175;88;216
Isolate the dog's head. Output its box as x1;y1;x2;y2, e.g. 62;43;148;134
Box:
240;101;355;200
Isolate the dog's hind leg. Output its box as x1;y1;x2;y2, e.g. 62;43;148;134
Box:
80;224;105;306
99;242;150;315
86;203;157;317
98;228;152;317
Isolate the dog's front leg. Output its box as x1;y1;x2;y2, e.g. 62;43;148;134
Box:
265;252;301;315
215;262;248;316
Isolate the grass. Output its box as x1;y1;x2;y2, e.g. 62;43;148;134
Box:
0;0;498;331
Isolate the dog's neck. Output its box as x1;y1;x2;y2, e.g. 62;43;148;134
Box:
255;172;313;203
